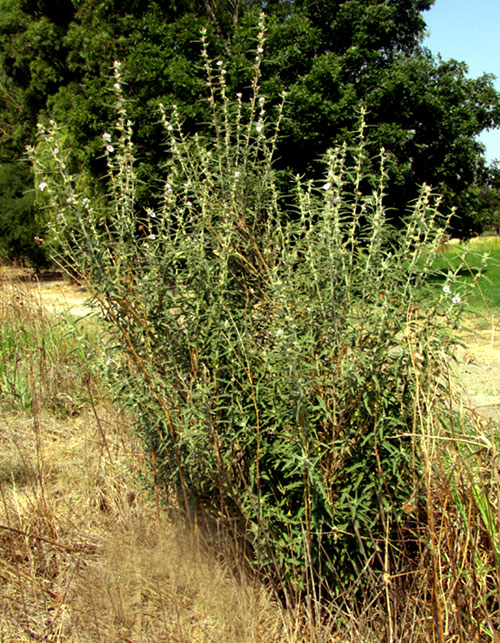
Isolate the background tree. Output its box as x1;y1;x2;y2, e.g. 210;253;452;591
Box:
0;0;74;265
1;0;500;263
256;1;500;234
474;163;500;233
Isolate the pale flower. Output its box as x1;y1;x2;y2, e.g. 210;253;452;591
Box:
216;60;223;66
452;294;461;304
103;132;112;142
255;122;264;134
442;285;451;294
322;182;331;191
149;233;156;240
106;144;114;153
113;82;120;91
38;181;47;192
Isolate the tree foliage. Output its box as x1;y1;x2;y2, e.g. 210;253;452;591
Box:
1;0;500;259
0;161;48;265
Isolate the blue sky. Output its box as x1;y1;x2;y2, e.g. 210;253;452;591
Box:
423;0;500;164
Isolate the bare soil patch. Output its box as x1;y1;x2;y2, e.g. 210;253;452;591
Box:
453;321;500;421
0;265;91;317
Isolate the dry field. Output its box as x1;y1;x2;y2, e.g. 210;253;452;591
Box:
453;332;500;423
1;266;499;641
0;269;295;642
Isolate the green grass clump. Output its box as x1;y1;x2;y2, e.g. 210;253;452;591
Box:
29;19;465;604
430;236;500;322
0;283;98;415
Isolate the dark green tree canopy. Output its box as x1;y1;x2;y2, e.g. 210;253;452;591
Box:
1;0;499;259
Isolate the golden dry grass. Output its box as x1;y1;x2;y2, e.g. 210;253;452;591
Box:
0;405;292;642
0;275;292;642
1;268;499;642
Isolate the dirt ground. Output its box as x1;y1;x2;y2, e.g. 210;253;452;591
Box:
0;266;91;317
453;322;500;421
2;266;499;422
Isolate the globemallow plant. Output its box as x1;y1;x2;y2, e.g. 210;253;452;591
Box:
29;16;464;601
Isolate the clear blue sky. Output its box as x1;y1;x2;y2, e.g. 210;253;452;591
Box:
423;0;500;164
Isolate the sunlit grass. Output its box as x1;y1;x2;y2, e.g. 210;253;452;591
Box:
430;235;500;326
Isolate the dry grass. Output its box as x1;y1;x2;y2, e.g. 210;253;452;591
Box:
0;277;290;643
1;270;499;642
0;405;291;642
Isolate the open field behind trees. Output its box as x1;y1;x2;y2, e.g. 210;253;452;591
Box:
435;235;500;421
0;235;499;641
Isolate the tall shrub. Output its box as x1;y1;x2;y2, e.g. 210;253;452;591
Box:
29;18;461;597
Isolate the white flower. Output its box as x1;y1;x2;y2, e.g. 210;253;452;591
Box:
322;182;331;191
82;197;90;207
452;294;462;304
38;181;47;192
66;196;73;204
149;233;156;240
106;144;114;153
442;285;451;294
103;132;112;142
166;123;173;132
216;60;223;66
234;171;240;178
147;208;156;218
165;182;172;192
275;328;283;338
257;46;264;54
186;201;193;208
236;92;242;99
258;96;265;105
255;122;264;133
53;147;59;154
114;60;121;68
113;82;120;91
221;68;227;75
